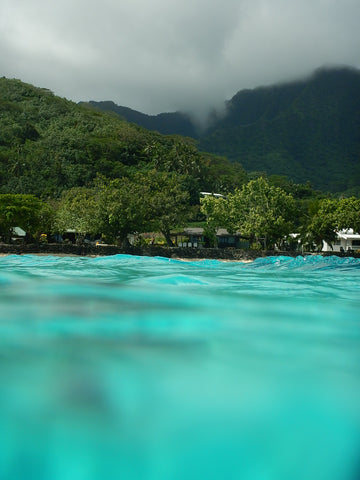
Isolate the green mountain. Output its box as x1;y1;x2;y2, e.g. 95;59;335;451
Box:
83;101;199;138
2;68;358;200
199;67;360;194
0;77;246;199
89;67;360;194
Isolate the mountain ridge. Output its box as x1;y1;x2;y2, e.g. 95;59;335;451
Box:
81;101;199;138
87;66;360;193
199;66;360;192
0;76;247;199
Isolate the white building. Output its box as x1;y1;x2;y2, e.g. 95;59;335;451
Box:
200;192;226;199
322;229;360;252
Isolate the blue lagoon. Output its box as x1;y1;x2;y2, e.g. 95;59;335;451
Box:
0;254;359;480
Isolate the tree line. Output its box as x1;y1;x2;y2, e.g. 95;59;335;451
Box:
1;177;359;251
200;178;360;250
0;171;190;246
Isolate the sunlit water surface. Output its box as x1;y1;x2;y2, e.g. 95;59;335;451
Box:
0;254;360;480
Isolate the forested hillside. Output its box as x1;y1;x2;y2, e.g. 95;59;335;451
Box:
83;101;199;138
90;67;360;194
2;76;359;250
199;67;360;194
0;77;246;199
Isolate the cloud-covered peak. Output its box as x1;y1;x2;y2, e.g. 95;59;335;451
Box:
1;0;359;116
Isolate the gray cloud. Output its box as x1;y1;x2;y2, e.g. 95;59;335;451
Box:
1;0;359;119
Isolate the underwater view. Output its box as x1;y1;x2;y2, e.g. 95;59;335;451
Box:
0;254;359;480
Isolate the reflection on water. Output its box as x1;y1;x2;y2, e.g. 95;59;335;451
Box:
0;254;360;480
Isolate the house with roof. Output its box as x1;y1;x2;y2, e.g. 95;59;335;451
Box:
322;229;360;253
175;227;249;249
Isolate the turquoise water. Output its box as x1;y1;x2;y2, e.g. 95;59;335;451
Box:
0;254;360;480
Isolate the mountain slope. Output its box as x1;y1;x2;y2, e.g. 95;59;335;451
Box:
84;101;199;138
0;78;162;196
0;77;247;198
199;67;360;193
89;67;360;193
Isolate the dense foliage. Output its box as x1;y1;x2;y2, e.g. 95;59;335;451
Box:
0;171;191;246
92;67;360;195
1;182;359;250
199;67;360;194
201;178;296;249
54;172;191;246
200;178;360;250
84;101;199;138
0;77;247;200
305;197;360;250
0;194;52;242
1;76;359;250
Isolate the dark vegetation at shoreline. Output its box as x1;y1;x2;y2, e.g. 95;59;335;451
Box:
1;242;359;261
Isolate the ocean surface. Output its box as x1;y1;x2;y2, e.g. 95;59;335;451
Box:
0;254;359;480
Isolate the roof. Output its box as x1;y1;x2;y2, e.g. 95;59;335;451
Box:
200;192;226;198
183;227;204;235
182;227;241;237
12;226;26;236
337;229;360;240
216;228;241;237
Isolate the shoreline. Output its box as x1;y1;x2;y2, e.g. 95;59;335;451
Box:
0;243;359;261
0;243;297;261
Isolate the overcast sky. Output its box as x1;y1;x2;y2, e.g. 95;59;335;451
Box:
1;0;359;119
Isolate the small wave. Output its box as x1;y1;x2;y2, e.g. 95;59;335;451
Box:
246;255;360;271
133;273;210;286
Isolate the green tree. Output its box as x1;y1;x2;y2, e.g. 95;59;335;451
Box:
0;194;50;242
335;197;360;232
200;195;228;247
54;187;100;241
200;153;248;194
305;196;360;251
140;171;190;246
305;199;338;251
201;178;296;249
94;176;148;246
154;141;202;177
226;178;296;248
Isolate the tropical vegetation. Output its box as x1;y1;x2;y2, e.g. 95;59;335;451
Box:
92;67;360;195
0;76;359;251
200;179;360;250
